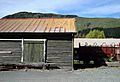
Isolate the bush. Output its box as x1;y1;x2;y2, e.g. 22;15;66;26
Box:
85;30;105;38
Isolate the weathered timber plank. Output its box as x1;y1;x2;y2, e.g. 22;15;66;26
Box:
47;40;72;68
0;41;22;63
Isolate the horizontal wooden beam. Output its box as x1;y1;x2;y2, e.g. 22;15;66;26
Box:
0;56;20;58
0;39;46;41
0;51;12;54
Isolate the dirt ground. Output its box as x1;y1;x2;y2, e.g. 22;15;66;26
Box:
0;67;120;82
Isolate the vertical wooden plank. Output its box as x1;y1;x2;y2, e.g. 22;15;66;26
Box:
29;43;34;62
23;43;28;62
40;43;44;62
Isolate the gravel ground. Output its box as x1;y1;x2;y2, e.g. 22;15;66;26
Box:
0;67;120;82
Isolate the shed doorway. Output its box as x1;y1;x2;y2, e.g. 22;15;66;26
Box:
23;40;45;63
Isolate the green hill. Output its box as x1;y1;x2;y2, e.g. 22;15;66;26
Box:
75;17;120;38
2;12;78;18
2;12;120;38
76;17;120;31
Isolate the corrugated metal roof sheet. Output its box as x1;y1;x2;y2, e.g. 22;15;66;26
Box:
0;18;76;33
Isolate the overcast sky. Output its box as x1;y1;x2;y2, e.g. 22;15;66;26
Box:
0;0;120;18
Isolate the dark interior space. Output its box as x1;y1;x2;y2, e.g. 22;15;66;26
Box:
0;33;73;40
74;46;109;70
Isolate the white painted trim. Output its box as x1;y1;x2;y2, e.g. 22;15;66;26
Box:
0;39;22;41
0;39;46;41
74;38;120;48
23;39;46;63
21;38;24;62
0;51;12;54
23;39;46;41
0;56;20;58
43;40;46;63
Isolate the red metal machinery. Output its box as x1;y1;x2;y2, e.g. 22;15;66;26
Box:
101;43;120;61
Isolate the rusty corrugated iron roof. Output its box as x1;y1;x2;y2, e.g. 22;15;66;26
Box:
0;18;76;33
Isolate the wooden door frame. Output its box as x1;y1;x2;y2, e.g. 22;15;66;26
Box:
21;39;46;63
0;39;46;63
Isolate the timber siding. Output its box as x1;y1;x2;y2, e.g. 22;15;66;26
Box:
0;40;21;63
0;34;74;69
47;40;72;68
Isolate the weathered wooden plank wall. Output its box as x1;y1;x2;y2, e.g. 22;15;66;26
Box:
47;40;72;69
0;33;74;69
0;41;21;63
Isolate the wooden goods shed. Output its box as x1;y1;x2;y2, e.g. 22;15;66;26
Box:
0;18;76;69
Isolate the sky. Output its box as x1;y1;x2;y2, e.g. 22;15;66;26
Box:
0;0;120;18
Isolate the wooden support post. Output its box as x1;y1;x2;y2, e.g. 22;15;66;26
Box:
43;39;46;63
21;38;24;62
45;40;47;63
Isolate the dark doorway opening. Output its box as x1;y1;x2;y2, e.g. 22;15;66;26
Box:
74;46;108;70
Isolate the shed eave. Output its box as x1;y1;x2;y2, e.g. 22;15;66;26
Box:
0;32;77;34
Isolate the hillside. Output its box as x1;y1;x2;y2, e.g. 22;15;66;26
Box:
76;17;120;31
2;12;120;38
75;17;120;38
2;12;78;18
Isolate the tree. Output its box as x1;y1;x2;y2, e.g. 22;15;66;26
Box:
85;30;105;38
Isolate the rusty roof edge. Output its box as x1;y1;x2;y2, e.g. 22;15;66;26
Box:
0;18;75;20
0;32;76;34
